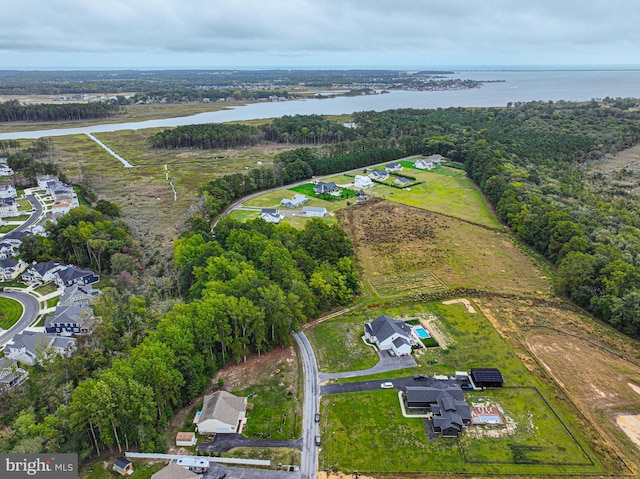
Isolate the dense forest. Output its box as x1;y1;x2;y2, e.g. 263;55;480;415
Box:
0;214;357;457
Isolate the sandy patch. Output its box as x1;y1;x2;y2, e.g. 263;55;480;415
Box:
629;383;640;396
617;415;640;451
442;298;476;313
318;473;374;479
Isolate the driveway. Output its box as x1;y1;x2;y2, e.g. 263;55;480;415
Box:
197;433;302;453
318;349;417;382
320;375;422;395
0;290;41;347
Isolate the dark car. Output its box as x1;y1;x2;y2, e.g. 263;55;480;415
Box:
314;413;320;423
413;374;428;381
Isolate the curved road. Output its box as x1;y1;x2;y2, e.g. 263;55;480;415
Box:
0;291;41;347
293;332;319;479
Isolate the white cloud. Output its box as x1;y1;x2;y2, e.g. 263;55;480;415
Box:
0;0;639;67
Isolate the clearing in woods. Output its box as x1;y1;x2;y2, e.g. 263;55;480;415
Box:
338;198;550;298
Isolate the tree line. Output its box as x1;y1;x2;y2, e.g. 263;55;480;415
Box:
0;100;123;123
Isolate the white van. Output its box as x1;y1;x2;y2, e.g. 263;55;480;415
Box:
380;382;394;389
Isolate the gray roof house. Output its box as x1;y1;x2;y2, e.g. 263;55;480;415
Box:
280;194;308;208
0;184;17;199
195;390;247;434
302;206;327;217
54;266;100;288
58;284;100;307
364;314;415;356
369;169;389;181
45;305;95;336
405;385;471;437
0;357;28;392
313;181;339;195
22;260;66;283
5;331;77;366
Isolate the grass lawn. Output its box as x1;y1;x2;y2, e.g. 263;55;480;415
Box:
230;355;302;440
0;279;27;288
80;460;165;479
0;297;23;329
46;296;61;309
365;167;500;229
17;199;33;211
34;282;59;296
2;214;31;221
0;224;18;234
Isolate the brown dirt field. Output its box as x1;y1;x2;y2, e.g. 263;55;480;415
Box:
214;346;297;392
338;198;550;296
473;296;640;474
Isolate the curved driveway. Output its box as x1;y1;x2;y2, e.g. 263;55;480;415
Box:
318;349;417;382
0;291;41;347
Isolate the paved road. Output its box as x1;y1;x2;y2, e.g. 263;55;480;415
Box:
292;332;319;479
0;291;41;347
198;433;302;453
318;349;417;382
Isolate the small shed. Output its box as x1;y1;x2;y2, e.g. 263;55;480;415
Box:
176;431;197;447
113;457;133;476
470;368;504;388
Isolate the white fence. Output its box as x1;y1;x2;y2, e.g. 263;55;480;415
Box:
124;452;270;466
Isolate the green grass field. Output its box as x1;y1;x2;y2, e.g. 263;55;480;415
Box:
364;167;501;229
316;302;603;474
0;225;18;234
34;282;59;296
0;297;23;329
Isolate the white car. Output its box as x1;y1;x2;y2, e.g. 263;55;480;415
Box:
380;382;394;389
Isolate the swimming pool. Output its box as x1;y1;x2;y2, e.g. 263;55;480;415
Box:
414;326;431;339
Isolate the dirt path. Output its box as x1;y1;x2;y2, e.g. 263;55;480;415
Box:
442;298;476;313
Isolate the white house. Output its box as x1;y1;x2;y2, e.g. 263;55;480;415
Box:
385;162;403;172
0;357;28;392
414;159;435;170
258;208;283;224
5;331;77;366
0;198;18;217
22;260;66;284
280;194;308;208
0;164;13;176
302;206;327;217
0;184;16;199
364;314;416;356
0;258;27;280
37;175;59;191
369;169;389;181
54;265;100;288
195;390;247;434
353;175;373;189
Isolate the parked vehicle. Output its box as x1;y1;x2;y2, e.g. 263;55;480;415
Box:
413;374;428;380
315;435;321;446
314;413;320;423
380;382;394;389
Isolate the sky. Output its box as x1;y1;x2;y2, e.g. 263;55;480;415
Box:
1;0;640;70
